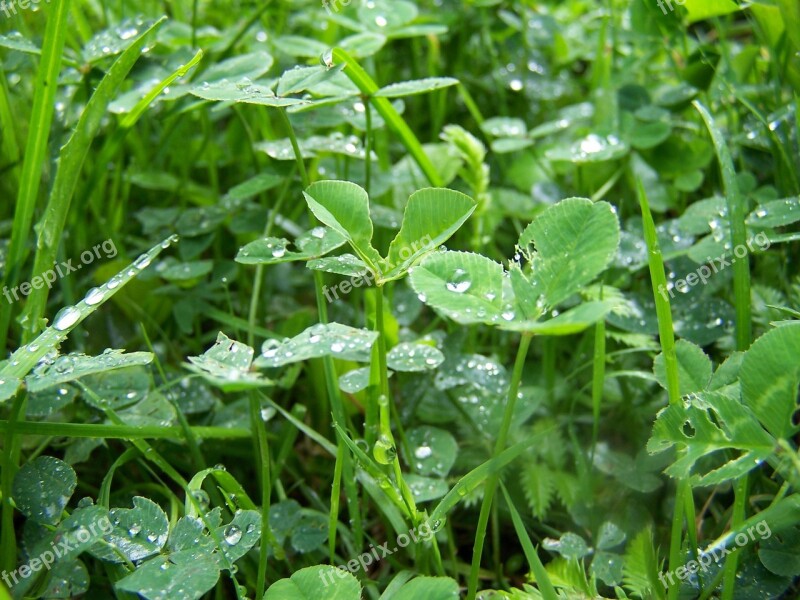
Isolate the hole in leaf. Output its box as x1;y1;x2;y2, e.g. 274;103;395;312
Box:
706;408;722;429
682;422;696;438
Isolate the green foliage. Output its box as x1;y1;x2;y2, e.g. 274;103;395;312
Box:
1;1;798;599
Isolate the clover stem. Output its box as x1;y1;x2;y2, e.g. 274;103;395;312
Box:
280;105;365;558
374;286;419;523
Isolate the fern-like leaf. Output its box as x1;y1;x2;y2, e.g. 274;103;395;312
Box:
622;527;665;600
522;464;556;520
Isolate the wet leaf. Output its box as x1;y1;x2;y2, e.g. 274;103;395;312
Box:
404;426;458;476
116;551;220;600
263;565;361;600
26;350;153;393
387;342;445;372
256;323;378;368
186;332;270;391
90;496;169;563
374;77;459;98
12;456;76;525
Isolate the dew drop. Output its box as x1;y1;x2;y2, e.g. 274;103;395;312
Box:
446;269;472;293
84;287;105;306
414;445;432;459
52;306;81;331
224;525;243;545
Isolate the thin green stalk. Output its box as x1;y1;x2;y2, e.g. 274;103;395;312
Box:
693;101;751;350
374;287;418;524
279;106;364;555
0;393;28;573
364;99;372;195
0;0;72;355
694;101;753;600
467;333;533;599
20;17;166;342
141;325;205;473
249;392;273;599
637;181;697;600
591;294;606;457
499;482;559;600
0;420;252;439
331;48;442;187
457;84;487;131
248;175;292;347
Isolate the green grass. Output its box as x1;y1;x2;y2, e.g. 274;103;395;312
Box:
1;1;799;599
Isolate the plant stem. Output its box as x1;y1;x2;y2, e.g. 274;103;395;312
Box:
467;332;533;599
694;101;753;600
279;105;364;555
249;391;273;599
331;48;442;187
0;0;72;354
0;393;27;573
374;286;418;523
637;180;698;600
591;296;606;458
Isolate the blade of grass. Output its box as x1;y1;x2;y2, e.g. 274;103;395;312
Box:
0;0;73;356
499;482;558;600
637;180;698;600
0;421;252;439
0;234;178;574
20;16;167;343
330;48;443;187
466;332;533;599
693;99;753;600
278;105;365;556
693;100;752;350
0;235;179;387
591;288;606;458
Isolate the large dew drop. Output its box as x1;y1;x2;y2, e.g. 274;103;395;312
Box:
224;524;243;545
446;268;472;294
52;306;81;331
373;435;396;465
83;287;104;306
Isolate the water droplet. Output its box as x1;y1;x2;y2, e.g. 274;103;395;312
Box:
414;445;432;459
263;340;281;358
224;525;243;545
134;253;152;270
52;306;81;331
373;435;396;465
84;287;104;306
446;269;472;293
